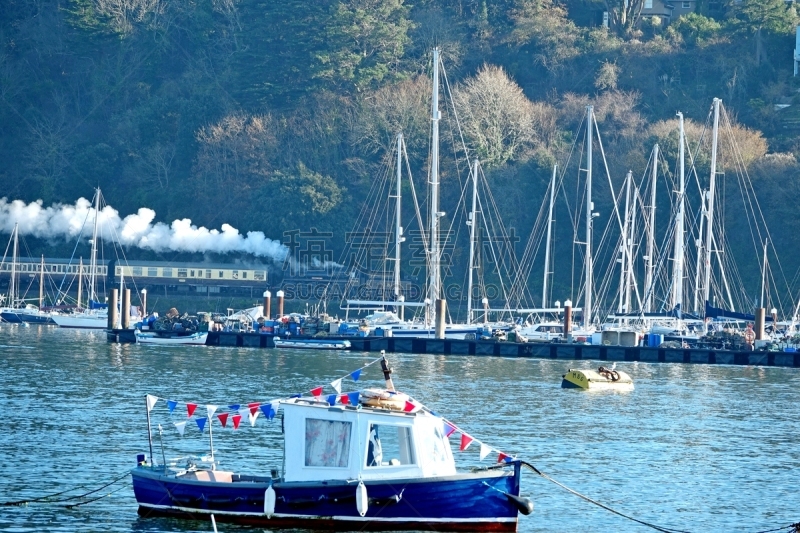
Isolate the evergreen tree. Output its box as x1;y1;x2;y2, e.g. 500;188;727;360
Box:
727;0;798;65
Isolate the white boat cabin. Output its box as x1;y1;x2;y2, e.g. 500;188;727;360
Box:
280;397;456;483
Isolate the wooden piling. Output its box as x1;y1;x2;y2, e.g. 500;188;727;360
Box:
122;288;131;329
263;291;271;320
435;299;446;339
755;308;765;341
108;288;118;330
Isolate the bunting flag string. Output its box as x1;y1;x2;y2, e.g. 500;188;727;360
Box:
147;390;517;465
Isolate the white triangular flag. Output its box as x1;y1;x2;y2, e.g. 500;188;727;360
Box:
238;407;250;420
146;394;158;412
331;378;342;394
479;443;491;461
249;410;260;427
271;401;280;416
174;421;187;437
206;405;218;419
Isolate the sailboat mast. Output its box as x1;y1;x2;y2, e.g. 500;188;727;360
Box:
693;205;704;314
644;144;658;312
428;48;442;321
618;172;632;314
672;113;686;311
89;188;101;304
394;133;403;302
760;239;768;308
467;159;479;323
702;98;721;308
77;258;84;309
39;255;44;309
584;105;594;330
542;164;557;308
9;223;18;308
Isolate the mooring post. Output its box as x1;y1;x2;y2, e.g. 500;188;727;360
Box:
263;290;271;320
122;288;131;329
435;298;447;339
108;289;118;330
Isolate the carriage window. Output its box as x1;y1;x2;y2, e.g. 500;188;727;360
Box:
163;268;172;277
366;424;415;467
305;419;351;468
254;271;265;281
132;267;142;276
148;267;158;277
219;270;224;278
177;268;187;278
242;271;247;279
206;269;212;279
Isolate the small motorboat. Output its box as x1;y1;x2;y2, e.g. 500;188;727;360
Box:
131;356;534;530
274;338;351;350
135;330;208;346
561;365;634;391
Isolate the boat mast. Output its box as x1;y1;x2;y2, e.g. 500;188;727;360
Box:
627;185;638;314
672;113;686;312
39;255;44;309
584;105;594;330
393;133;403;304
618;172;632;314
702;98;721;310
467;159;479;323
89;188;101;305
644;144;658;312
693;204;704;314
9;223;18;308
543;164;557;308
77;258;84;309
760;239;768;308
427;48;442;323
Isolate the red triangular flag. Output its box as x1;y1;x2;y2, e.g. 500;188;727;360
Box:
248;402;260;415
403;400;415;412
340;394;350;405
186;403;197;418
217;412;229;428
232;414;242;429
310;386;324;397
460;433;473;451
497;452;510;463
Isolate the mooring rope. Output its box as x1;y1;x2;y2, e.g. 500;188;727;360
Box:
1;470;130;507
519;461;799;533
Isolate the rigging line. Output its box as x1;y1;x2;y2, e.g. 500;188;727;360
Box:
63;482;130;509
518;462;690;533
1;470;131;506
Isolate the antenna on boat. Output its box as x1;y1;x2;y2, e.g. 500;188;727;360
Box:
145;395;154;466
380;351;395;391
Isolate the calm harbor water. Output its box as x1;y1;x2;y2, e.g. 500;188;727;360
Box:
0;325;798;532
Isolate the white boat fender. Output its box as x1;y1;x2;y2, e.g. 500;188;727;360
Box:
356;480;368;517
264;484;276;517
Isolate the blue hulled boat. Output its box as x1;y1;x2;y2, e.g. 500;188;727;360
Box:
131;357;533;530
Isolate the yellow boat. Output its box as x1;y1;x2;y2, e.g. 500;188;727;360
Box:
561;366;634;391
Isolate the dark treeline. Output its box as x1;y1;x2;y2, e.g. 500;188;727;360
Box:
2;0;800;309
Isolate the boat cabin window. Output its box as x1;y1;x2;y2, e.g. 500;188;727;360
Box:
536;325;563;333
305;419;351;468
366;423;415;467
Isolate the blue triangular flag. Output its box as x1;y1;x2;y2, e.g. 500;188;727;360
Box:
167;400;178;413
350;368;361;382
291;393;302;398
260;404;275;420
196;417;207;432
326;394;337;406
228;404;240;411
347;391;360;405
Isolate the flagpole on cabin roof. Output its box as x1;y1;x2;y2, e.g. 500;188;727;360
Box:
145;395;154;466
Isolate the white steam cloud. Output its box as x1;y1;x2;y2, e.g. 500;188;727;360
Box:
0;197;289;262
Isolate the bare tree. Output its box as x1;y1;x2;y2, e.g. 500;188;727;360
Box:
604;0;645;37
194;113;276;189
94;0;165;35
351;75;430;156
453;64;537;168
